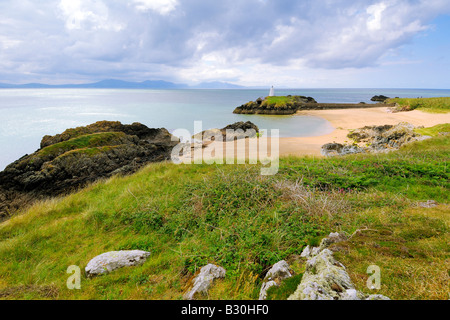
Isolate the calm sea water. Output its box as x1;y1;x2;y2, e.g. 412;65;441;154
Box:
1;88;449;170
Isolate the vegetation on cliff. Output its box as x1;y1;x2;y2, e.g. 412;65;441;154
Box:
0;126;448;300
387;97;450;113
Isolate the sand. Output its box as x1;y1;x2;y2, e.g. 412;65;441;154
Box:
190;107;449;161
278;107;449;157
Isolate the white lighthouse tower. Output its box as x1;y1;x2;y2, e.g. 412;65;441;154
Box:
269;86;274;96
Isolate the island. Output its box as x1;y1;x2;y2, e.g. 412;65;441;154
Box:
233;95;395;115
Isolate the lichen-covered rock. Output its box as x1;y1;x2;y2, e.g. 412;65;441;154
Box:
290;232;391;300
184;264;226;300
288;249;354;300
85;250;151;277
319;232;348;251
259;260;293;300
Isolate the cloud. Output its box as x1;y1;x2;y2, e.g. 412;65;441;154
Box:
0;0;449;86
132;0;179;15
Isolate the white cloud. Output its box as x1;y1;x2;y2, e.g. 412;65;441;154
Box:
58;0;124;31
367;2;387;30
132;0;178;15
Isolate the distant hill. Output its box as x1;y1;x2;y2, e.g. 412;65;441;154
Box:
0;79;245;89
191;81;245;89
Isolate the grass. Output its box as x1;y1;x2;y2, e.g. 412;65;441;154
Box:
262;96;311;109
387;97;450;113
0;127;449;300
415;124;450;137
38;132;127;158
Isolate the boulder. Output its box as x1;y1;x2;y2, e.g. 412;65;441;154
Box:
259;260;293;300
85;250;151;277
289;232;390;300
288;249;354;300
193;121;259;142
184;264;226;300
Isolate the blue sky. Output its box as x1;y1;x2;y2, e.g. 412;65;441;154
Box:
0;0;449;88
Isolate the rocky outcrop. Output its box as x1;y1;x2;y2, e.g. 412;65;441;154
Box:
233;96;317;115
85;250;151;278
259;260;293;300
288;233;390;300
193;121;259;142
371;95;390;102
184;264;226;300
233;96;394;115
0;121;178;219
321;143;365;157
322;122;431;157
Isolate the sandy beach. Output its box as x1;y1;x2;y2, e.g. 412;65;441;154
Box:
197;107;450;161
278;107;450;157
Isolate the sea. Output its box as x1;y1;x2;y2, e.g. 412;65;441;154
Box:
1;88;449;170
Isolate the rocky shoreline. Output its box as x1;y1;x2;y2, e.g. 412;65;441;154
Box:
321;122;431;157
0;121;179;219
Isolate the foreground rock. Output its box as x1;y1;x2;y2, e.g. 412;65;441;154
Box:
322;122;430;156
259;260;293;300
289;232;390;300
184;264;226;300
85;250;151;277
0;121;178;219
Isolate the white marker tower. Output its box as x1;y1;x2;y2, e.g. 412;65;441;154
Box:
269;86;274;96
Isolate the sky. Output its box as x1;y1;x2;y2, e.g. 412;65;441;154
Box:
0;0;449;88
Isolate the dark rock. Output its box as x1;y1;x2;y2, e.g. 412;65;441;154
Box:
222;121;259;133
371;95;390;102
0;121;178;219
194;121;259;142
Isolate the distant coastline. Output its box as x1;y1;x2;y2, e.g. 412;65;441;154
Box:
0;79;246;90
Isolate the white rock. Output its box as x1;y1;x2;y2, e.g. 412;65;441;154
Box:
341;289;363;300
288;249;354;300
300;245;312;258
259;260;292;300
85;250;151;277
259;280;277;300
311;247;321;256
184;264;226;300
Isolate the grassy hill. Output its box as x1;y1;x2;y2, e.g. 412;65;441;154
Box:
0;125;449;300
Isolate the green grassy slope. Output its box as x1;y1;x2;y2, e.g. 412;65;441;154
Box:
387;97;450;113
0;127;449;300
